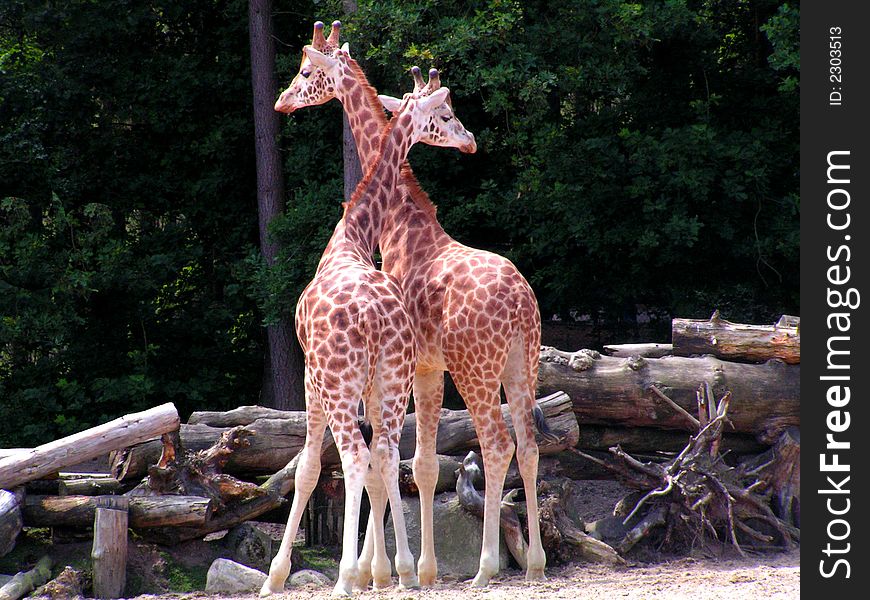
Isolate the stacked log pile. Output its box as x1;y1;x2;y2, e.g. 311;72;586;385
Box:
0;312;800;590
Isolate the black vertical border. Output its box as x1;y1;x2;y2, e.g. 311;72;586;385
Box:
801;1;870;596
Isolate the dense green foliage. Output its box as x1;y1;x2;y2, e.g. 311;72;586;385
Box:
1;0;798;446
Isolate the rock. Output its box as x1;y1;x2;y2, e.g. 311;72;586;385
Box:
289;569;331;587
205;558;268;594
32;566;84;599
224;521;286;572
585;516;630;544
384;492;509;579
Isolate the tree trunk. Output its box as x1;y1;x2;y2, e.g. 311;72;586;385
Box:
343;111;364;201
23;495;214;529
538;347;798;444
672;313;800;364
249;0;304;410
0;489;23;557
0;403;179;489
111;392;579;480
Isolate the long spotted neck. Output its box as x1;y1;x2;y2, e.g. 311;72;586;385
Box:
336;62;451;280
317;110;415;272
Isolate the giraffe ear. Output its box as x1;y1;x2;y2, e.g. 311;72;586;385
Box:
341;42;351;57
303;45;338;70
419;87;450;111
378;94;403;113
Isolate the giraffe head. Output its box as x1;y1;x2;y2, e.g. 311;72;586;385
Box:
274;20;346;114
379;68;477;154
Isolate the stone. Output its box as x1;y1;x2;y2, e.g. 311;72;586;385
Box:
384;492;509;579
289;569;332;587
223;522;285;572
205;558;268;595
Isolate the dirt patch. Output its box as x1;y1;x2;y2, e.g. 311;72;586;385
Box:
124;548;798;600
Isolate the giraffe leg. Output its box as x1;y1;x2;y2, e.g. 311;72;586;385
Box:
411;369;444;587
261;385;326;596
377;433;419;589
329;412;372;597
452;376;514;588
503;341;546;581
357;460;391;589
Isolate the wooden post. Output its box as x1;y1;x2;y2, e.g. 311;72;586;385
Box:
0;403;180;489
91;496;129;599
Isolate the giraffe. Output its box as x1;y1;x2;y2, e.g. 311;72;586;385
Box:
275;21;546;589
263;25;477;597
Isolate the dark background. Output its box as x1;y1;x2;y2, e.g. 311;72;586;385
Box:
0;0;798;446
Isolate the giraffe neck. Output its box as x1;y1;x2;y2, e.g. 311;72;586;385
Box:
316;105;414;272
336;60;451;278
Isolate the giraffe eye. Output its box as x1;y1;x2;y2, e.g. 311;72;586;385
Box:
301;70;312;78
440;115;451;123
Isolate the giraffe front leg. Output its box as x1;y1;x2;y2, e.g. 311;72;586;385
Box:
261;394;326;596
411;369;444;587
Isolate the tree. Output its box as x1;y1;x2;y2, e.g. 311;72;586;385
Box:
248;0;305;410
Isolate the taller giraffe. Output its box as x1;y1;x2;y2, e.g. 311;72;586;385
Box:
276;22;545;588
264;24;477;597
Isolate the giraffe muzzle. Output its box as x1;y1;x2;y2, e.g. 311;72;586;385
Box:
460;132;477;154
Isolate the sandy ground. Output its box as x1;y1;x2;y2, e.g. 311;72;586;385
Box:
128;548;799;600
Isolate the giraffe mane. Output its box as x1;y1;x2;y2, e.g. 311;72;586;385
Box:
342;56;438;219
343;103;399;215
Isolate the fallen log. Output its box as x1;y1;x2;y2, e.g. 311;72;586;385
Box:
0;489;23;557
0;403;180;490
188;405;291;427
672;312;800;364
23;494;214;529
578;424;764;456
603;343;672;358
60;476;123;497
0;555;52;600
113;392;579;481
538;347;798;444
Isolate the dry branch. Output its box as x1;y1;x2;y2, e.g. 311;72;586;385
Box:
567;383;798;556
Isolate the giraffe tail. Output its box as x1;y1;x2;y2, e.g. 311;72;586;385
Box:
357;300;385;447
532;402;564;445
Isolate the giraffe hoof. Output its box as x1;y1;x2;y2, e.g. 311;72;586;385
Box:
398;575;420;590
372;575;392;590
418;573;436;587
526;567;546;581
259;582;283;597
469;573;491;588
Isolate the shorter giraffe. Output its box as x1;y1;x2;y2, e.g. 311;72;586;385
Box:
262;29;476;597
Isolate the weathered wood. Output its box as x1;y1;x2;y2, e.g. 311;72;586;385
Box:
603;343;673;358
0;489;23;557
672;312;800;364
0;403;180;490
59;476;123;497
398;455;462;496
188;405;291;427
741;426;800;527
23;494;213;529
538;347;799;443
92;496;128;599
0;555;52;600
114;392;579;480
